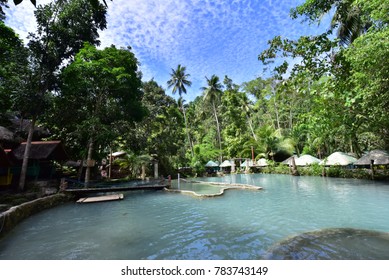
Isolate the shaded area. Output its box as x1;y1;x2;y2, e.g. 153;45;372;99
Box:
265;228;389;260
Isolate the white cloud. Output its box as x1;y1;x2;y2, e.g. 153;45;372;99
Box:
4;0;328;101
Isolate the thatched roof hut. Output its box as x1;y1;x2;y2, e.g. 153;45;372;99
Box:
256;158;268;167
282;155;298;165
205;160;219;167
219;160;232;167
11;141;68;161
241;159;255;167
320;152;357;166
354;150;389;166
295;155;321;166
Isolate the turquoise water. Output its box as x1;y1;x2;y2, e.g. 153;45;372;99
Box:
1;174;389;259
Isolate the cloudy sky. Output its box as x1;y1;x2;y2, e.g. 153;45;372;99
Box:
5;0;329;101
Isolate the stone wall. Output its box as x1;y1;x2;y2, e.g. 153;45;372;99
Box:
0;193;73;239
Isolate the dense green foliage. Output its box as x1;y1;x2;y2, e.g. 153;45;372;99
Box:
1;0;388;180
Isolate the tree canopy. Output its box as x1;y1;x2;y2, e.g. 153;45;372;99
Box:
1;0;388;182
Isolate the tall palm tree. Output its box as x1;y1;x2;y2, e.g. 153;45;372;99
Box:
239;92;257;141
331;0;371;46
242;125;294;160
167;64;193;157
202;74;223;162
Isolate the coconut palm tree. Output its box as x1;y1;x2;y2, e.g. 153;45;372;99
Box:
201;74;223;162
331;0;371;46
239;92;257;141
167;64;193;157
242;125;294;161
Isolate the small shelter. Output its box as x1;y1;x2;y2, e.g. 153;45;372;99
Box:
295;155;321;166
354;150;389;166
241;159;255;167
256;158;268;167
320;152;357;166
205;160;219;167
282;155;298;165
205;160;219;174
10;140;68;180
219;160;232;173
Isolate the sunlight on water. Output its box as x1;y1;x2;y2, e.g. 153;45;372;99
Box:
0;174;389;259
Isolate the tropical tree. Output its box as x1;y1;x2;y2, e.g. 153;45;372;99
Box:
14;0;107;191
201;74;224;162
0;22;29;125
57;43;146;185
167;64;193;157
130;79;186;175
242;125;294;160
114;151;152;179
291;0;372;46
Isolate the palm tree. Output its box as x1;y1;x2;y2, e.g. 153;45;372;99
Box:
167;64;193;157
242;125;294;160
331;0;371;46
202;74;223;162
239;92;257;141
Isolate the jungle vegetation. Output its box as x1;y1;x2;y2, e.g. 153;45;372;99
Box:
0;0;388;182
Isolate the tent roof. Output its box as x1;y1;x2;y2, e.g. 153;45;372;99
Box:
205;160;219;167
241;159;255;167
219;160;232;167
281;155;298;165
295;155;321;166
354;150;389;165
256;158;268;167
320;152;357;166
11;141;69;161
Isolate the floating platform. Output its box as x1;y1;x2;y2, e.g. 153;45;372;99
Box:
76;193;124;203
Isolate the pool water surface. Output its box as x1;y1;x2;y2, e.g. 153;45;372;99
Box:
0;174;388;259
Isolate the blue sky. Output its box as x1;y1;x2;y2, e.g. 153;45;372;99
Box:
5;0;329;102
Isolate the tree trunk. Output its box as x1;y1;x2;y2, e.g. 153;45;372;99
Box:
182;105;194;157
18;115;36;191
246;114;257;141
273;97;280;130
212;102;223;162
84;137;94;187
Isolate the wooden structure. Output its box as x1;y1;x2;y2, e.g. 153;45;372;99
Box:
63;182;168;195
77;193;124;203
10;140;68;180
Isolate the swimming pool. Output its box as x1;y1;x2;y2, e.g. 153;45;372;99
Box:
1;174;388;259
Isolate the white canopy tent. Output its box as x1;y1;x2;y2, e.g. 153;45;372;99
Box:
295;155;321;166
320;152;357;166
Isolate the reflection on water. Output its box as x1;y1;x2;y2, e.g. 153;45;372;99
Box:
0;174;389;259
265;228;389;260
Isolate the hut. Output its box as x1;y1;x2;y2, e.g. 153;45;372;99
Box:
256;158;268;167
219;160;232;173
320;152;357;166
354;150;389;166
295;155;321;166
241;159;256;170
205;160;219;174
282;155;298;165
10;140;69;180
